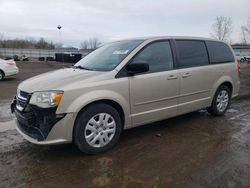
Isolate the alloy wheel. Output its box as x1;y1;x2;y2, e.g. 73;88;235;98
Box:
216;90;229;112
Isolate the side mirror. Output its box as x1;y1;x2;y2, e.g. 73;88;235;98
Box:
127;62;149;75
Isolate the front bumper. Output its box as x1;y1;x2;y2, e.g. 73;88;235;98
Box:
11;96;75;145
15;121;70;145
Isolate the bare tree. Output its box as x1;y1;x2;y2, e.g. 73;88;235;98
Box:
0;33;4;48
241;27;248;44
241;16;250;44
80;40;88;49
211;16;233;41
80;37;102;49
0;33;4;40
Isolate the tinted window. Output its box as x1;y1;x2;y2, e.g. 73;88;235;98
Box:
206;41;234;63
131;41;173;73
176;40;209;68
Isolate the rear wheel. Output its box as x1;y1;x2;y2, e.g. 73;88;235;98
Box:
74;103;122;154
0;70;4;81
207;85;231;116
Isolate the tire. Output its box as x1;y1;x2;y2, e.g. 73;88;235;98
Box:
207;85;231;116
0;70;4;81
74;103;122;154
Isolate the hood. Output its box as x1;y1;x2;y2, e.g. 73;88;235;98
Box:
18;68;106;93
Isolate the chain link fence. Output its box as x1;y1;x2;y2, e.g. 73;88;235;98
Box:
0;48;92;59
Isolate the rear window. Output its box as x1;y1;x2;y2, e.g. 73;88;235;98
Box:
176;40;209;68
206;41;234;64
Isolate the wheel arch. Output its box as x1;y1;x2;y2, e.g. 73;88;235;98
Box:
210;78;234;107
75;99;125;128
207;81;233;116
72;99;126;143
72;99;127;153
0;69;5;76
220;81;233;94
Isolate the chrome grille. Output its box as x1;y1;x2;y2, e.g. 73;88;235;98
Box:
16;89;29;111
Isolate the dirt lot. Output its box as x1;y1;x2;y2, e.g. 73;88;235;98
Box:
0;61;70;100
0;61;250;188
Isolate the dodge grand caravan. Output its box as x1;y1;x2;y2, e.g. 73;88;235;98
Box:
11;36;240;154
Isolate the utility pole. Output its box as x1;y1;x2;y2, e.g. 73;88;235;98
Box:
57;25;64;63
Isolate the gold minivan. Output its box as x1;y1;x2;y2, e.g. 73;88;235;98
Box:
11;36;240;153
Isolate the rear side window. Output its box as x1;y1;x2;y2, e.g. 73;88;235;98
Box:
176;40;209;68
206;41;234;64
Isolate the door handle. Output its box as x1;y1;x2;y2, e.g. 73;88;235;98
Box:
167;75;178;80
182;72;192;78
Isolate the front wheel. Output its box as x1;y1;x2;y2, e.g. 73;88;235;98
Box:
74;103;122;154
207;85;231;116
0;70;4;81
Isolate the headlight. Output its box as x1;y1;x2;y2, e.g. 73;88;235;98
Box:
29;91;64;108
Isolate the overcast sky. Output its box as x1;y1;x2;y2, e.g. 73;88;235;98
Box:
0;0;249;47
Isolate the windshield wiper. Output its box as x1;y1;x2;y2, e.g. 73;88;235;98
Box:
73;65;94;71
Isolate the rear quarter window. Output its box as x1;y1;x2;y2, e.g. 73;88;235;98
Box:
175;40;209;68
206;41;235;64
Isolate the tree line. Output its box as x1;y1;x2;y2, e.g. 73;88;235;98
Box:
80;37;102;50
0;36;56;49
0;34;102;50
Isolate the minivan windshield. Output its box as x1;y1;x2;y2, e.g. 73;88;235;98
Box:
74;40;144;71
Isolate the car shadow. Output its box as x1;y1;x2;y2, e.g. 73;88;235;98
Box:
1;77;18;82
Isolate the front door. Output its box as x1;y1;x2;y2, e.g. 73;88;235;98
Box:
128;41;179;126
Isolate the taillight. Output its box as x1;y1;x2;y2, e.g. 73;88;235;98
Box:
7;61;16;66
237;63;240;77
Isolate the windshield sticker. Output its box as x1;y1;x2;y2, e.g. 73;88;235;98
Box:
112;50;129;55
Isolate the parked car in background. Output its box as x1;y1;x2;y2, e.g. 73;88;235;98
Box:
0;58;19;81
235;54;244;62
244;55;250;62
237;55;250;62
11;36;240;154
13;55;29;61
20;55;29;61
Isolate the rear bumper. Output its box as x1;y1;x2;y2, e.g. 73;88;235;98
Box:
5;67;19;76
232;80;240;98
